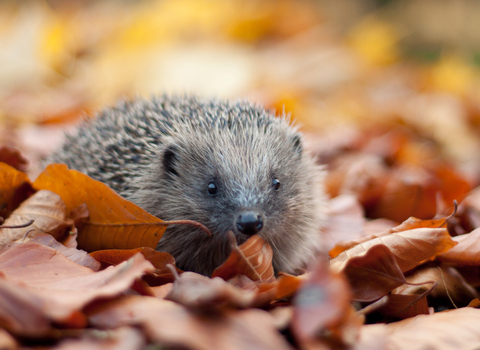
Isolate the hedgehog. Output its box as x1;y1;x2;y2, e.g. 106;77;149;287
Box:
48;95;326;276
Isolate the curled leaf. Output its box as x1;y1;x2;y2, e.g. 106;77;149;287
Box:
0;190;74;249
211;233;275;283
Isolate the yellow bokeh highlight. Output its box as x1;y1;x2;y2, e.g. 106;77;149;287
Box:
425;55;477;96
38;14;74;72
348;17;399;66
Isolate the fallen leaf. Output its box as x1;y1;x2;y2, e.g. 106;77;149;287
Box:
28;234;100;271
275;272;308;300
0;243;154;327
0;162;33;220
322;195;366;251
325;153;389;210
377;293;430;319
0;146;28;172
354;324;388;350
330;228;456;272
151;283;173;299
330;214;453;258
396;265;479;308
385;307;480;350
0;278;53;337
90;247;175;272
0;328;17;350
438;228;480;266
0;190;74;248
331;244;406;302
90;247;179;285
368;166;439;222
33;164;169;251
53;327;146;350
165;271;257;311
87;295;293;350
292;257;359;347
212;233;275;283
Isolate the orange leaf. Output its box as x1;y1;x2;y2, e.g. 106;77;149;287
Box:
33;164;167;251
330;228;456;273
330;213;455;259
275;272;308;300
211;233;275;283
90;247;176;273
0;163;33;220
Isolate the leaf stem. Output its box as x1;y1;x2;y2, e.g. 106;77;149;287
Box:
0;219;35;229
156;220;213;237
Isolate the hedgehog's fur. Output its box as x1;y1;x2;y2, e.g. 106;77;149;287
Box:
48;95;326;275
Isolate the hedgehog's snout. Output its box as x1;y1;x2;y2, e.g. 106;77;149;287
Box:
235;211;263;236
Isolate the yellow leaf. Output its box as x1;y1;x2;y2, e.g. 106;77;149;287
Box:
348;17;399;66
425;54;477;96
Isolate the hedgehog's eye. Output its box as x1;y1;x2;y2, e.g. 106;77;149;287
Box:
207;182;218;195
272;178;281;191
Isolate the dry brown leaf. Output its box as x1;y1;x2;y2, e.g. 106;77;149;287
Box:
330;228;456;273
228;275;277;307
385;307;480;350
0;243;154;327
211;233;275;283
457;187;480;231
90;247;175;272
377;293;430;319
33;164;169;251
368;166;439;222
325;153;389;209
151;283;173;299
53;327;146;350
165;271;257;311
87;295;293;350
396;265;479;307
330;214;452;258
0;146;28;172
0;162;33;220
331;244;406;302
0;328;17;350
431;163;471;210
354;324;388;350
28;234;100;271
90;247;179;286
292;257;359;348
438;228;480;266
322;195;366;251
0;278;54;337
0;190;74;248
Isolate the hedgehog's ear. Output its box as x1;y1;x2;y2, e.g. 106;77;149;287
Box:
163;144;179;177
291;134;303;155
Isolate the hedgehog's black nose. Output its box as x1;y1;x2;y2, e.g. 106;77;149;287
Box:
236;211;263;236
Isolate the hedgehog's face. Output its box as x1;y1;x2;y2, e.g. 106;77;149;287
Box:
148;123;324;275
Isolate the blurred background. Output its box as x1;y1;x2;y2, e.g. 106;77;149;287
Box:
1;0;480;224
